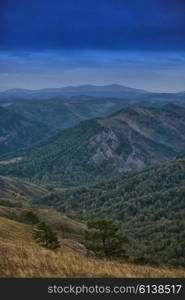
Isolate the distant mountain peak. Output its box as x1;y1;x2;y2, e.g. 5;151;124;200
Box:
0;84;148;100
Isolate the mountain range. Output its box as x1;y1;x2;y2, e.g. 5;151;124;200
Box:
0;85;184;133
1;85;184;100
0;84;148;100
1;103;185;186
0;85;185;272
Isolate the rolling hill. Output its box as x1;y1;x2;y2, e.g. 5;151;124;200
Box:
0;175;85;238
0;106;57;155
0;175;86;248
0;175;48;207
1;104;185;186
0;205;85;241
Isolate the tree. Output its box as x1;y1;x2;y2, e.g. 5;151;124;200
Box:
23;210;40;225
84;219;128;260
33;221;60;250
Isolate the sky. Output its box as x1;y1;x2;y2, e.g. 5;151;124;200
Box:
0;0;185;92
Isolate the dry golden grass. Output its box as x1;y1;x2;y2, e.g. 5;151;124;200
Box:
0;217;185;278
0;206;86;240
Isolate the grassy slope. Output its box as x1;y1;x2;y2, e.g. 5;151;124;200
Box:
0;175;48;206
0;206;85;240
0;175;86;240
0;216;185;278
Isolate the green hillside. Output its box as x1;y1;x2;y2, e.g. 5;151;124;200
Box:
0;106;57;155
0;175;48;207
35;156;185;267
0;119;104;185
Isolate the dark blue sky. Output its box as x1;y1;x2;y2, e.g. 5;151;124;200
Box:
0;0;185;91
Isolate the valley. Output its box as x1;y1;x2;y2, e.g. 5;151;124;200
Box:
0;85;185;277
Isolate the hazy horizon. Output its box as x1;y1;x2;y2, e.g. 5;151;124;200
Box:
0;81;184;94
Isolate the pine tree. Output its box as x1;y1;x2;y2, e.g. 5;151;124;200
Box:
23;211;40;225
85;219;128;260
33;221;60;250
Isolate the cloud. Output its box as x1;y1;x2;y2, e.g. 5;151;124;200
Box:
0;0;185;51
0;0;184;91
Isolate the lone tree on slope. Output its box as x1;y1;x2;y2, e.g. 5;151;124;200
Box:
84;219;128;260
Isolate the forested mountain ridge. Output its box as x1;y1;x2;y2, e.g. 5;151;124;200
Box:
0;106;58;155
1;104;185;186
